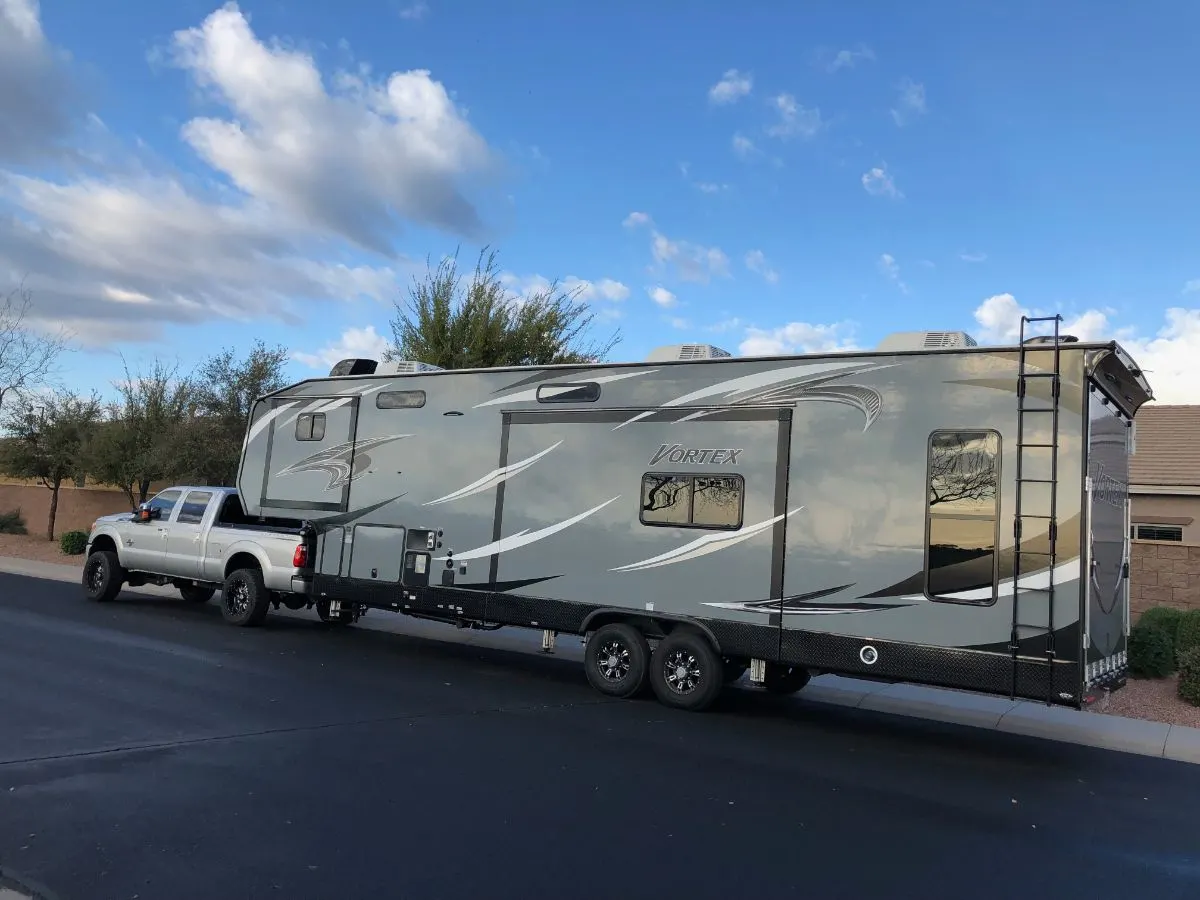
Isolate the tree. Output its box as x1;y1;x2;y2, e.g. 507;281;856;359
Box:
385;247;621;370
0;388;102;540
178;340;291;486
87;357;195;508
0;284;71;413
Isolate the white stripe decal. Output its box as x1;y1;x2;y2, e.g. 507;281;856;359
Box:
611;507;805;572
472;370;656;409
437;496;621;562
422;442;563;506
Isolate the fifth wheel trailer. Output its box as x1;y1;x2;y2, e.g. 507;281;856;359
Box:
234;316;1152;712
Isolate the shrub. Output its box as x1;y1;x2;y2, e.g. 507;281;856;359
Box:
1128;620;1176;678
0;508;27;535
1175;609;1200;662
1178;647;1200;707
58;530;88;556
1139;606;1185;643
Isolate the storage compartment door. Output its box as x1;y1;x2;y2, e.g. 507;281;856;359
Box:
261;396;360;514
348;525;405;583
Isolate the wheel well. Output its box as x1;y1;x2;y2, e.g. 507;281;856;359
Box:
88;535;117;555
224;552;262;580
581;610;721;652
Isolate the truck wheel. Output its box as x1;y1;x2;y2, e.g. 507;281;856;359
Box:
179;583;216;604
82;550;124;603
315;598;354;626
649;629;724;712
763;664;811;695
585;623;650;699
221;568;271;627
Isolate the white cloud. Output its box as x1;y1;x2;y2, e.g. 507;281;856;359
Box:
739;321;860;356
862;165;902;199
648;286;677;308
500;271;629;306
293;324;390;370
820;44;876;73
1183;279;1200;294
695;181;728;194
878;253;908;293
623;210;652;228
708;69;752;105
765;93;823;140
890;78;927;126
397;1;429;19
0;2;507;345
650;230;730;284
0;0;80;164
732;132;759;161
972;293;1200;404
667;316;689;330
744;249;779;284
960;252;987;263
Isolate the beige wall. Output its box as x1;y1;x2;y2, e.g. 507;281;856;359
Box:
1131;541;1200;620
1131;493;1200;543
0;483;138;536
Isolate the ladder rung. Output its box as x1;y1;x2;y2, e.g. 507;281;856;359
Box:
1018;477;1055;483
1024;315;1063;323
1017;408;1057;413
1020;372;1059;379
1016;513;1055;520
1018;442;1055;448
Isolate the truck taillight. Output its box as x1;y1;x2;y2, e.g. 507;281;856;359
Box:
293;543;309;568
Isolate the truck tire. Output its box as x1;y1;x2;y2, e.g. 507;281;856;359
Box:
649;629;724;712
763;664;811;695
584;623;650;699
221;567;271;627
315;598;354;626
82;550;124;603
179;583;216;604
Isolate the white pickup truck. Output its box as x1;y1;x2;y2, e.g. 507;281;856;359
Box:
80;485;353;627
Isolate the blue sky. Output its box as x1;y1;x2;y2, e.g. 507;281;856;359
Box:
3;0;1200;402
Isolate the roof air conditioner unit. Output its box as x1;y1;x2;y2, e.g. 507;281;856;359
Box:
645;343;733;363
329;358;378;376
875;331;979;352
375;359;445;375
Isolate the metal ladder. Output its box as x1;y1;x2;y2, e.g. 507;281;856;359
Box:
1010;314;1063;704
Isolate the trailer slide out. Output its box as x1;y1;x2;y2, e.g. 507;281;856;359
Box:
234;318;1152;712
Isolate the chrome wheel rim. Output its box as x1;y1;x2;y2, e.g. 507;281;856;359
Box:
664;648;702;695
228;581;250;615
597;639;632;682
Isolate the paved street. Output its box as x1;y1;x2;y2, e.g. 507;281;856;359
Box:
2;572;1199;900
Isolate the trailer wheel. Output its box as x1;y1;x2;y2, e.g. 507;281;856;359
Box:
221;567;271;627
585;623;651;699
315;598;354;626
179;583;216;604
649;629;724;712
82;550;124;603
763;664;811;695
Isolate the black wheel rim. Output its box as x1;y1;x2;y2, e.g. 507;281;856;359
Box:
597;639;632;683
663;648;703;695
227;580;250;616
86;559;103;592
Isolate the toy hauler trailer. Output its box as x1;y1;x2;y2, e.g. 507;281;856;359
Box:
235;316;1152;712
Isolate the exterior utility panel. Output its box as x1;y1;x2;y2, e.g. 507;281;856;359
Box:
236;336;1153;709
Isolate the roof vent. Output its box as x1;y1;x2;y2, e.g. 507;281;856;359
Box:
875;331;979;352
329;358;378;377
645;343;734;363
375;359;445;375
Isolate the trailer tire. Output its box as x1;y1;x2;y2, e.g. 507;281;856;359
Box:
763;664;811;695
221;567;271;627
315;598;354;626
82;550;124;603
649;629;724;712
179;583;216;604
585;623;650;699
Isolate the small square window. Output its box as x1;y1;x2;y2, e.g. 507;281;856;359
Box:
640;472;744;530
297;412;326;441
377;390;426;409
536;382;601;403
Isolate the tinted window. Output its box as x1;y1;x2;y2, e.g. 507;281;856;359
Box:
177;490;213;525
377;390;426;409
1135;524;1182;542
147;490;181;516
640;473;744;530
297;412;326;441
536;382;601;403
925;430;1001;602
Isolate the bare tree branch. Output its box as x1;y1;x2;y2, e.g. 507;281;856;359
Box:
0;283;72;412
928;434;998;507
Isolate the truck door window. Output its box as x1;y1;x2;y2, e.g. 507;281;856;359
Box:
177;491;214;525
296;412;326;441
146;490;182;518
924;430;1002;603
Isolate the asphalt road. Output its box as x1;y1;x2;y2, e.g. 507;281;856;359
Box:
2;574;1199;900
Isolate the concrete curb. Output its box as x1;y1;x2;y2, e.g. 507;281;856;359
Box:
4;554;1199;765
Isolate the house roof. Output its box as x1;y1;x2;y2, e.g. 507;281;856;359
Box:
1131;405;1200;488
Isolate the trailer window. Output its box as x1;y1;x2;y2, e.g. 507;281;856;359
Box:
925;430;1001;603
536;382;601;403
640;473;744;530
377;390;426;409
177;490;213;525
296;412;326;441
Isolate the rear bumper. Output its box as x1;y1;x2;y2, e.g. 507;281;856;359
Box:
290;575;312;595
